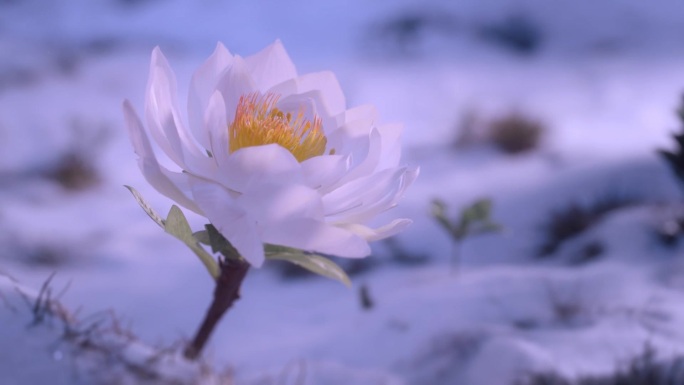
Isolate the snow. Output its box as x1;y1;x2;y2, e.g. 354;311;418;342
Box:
3;0;684;384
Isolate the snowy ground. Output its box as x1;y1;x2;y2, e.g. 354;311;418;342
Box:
3;0;684;384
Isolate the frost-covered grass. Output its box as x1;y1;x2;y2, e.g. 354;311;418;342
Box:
0;272;225;385
517;345;684;385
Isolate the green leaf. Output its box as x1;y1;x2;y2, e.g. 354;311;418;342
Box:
430;199;455;234
266;250;351;287
165;206;219;280
471;199;492;219
462;199;492;224
192;230;210;245
204;224;241;259
469;222;503;237
264;243;300;254
432;197;501;242
124;185;165;229
430;198;448;218
455;199;495;238
480;222;503;233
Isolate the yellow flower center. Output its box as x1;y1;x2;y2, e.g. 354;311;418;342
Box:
229;92;327;162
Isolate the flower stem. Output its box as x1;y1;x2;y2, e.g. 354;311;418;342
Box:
450;240;462;276
183;257;250;360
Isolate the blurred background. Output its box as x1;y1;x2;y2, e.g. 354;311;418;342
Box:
3;0;684;384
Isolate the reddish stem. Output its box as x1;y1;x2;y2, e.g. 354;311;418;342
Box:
183;257;250;360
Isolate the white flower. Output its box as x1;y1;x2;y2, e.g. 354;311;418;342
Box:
123;40;418;267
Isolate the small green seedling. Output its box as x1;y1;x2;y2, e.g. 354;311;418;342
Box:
431;198;502;274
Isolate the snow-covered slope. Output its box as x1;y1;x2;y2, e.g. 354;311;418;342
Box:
3;0;684;384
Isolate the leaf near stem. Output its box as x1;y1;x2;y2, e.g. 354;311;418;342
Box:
265;246;351;287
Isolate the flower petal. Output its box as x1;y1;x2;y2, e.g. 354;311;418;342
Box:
269;76;352;138
323;127;382;194
376;123;403;170
188;43;234;150
276;90;338;137
300;154;350;190
323;167;402;218
123;100;203;214
340;218;413;242
238;183;323;225
327;111;377;157
266;77;299;97
216;55;257;124
245;39;297;91
263;219;370;259
274;93;322;131
294;71;346;118
146;47;210;173
335;104;377;128
220;144;303;192
144;48;185;167
189;179;265;267
324;167;418;224
203;91;230;168
341;167;418;224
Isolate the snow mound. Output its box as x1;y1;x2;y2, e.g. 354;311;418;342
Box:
0;272;222;385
